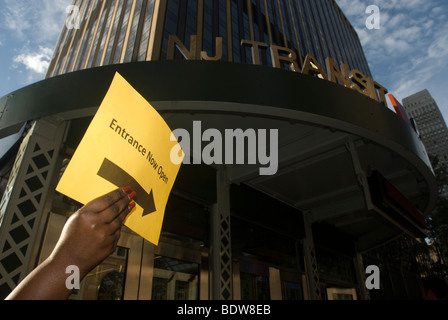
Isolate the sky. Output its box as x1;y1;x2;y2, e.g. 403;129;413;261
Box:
335;0;448;120
0;1;447;133
0;0;71;95
0;0;71;157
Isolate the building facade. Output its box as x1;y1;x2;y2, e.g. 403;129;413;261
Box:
0;0;437;300
403;89;448;166
47;0;372;78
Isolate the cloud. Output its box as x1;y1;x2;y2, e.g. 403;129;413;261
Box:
1;0;70;43
372;0;428;11
13;46;53;75
0;0;70;86
428;32;448;59
335;0;448;119
38;0;72;42
1;1;31;38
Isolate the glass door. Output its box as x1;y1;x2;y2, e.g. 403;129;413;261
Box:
39;210;208;300
240;272;270;300
326;287;358;300
70;246;129;300
151;255;199;300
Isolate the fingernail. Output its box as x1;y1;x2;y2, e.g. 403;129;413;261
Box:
122;186;132;193
128;202;136;211
128;191;136;201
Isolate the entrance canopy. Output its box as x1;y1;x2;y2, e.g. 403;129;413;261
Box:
0;60;436;251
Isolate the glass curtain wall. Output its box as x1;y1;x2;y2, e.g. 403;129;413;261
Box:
46;0;372;78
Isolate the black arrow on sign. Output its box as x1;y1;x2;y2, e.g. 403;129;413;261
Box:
97;158;156;217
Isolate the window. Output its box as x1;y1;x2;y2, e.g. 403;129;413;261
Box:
282;281;303;300
240;272;270;300
152;255;199;300
326;287;357;300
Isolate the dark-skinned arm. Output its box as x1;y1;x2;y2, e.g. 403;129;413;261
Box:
6;187;136;300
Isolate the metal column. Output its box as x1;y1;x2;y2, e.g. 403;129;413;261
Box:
346;138;373;300
302;211;322;300
354;250;370;300
0;118;68;298
211;169;233;300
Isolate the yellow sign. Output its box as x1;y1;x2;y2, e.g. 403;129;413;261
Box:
56;72;184;245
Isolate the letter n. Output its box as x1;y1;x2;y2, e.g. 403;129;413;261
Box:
66;265;80;290
167;34;200;60
365;265;380;290
326;57;350;87
301;54;327;80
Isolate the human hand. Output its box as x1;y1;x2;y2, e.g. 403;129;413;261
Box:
49;186;136;277
5;187;136;300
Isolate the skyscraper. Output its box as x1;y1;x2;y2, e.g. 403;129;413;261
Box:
46;0;372;78
0;0;437;300
403;89;448;166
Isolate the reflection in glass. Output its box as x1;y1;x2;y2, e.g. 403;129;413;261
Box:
282;281;303;300
152;255;199;300
326;287;358;300
69;246;128;300
240;272;270;300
